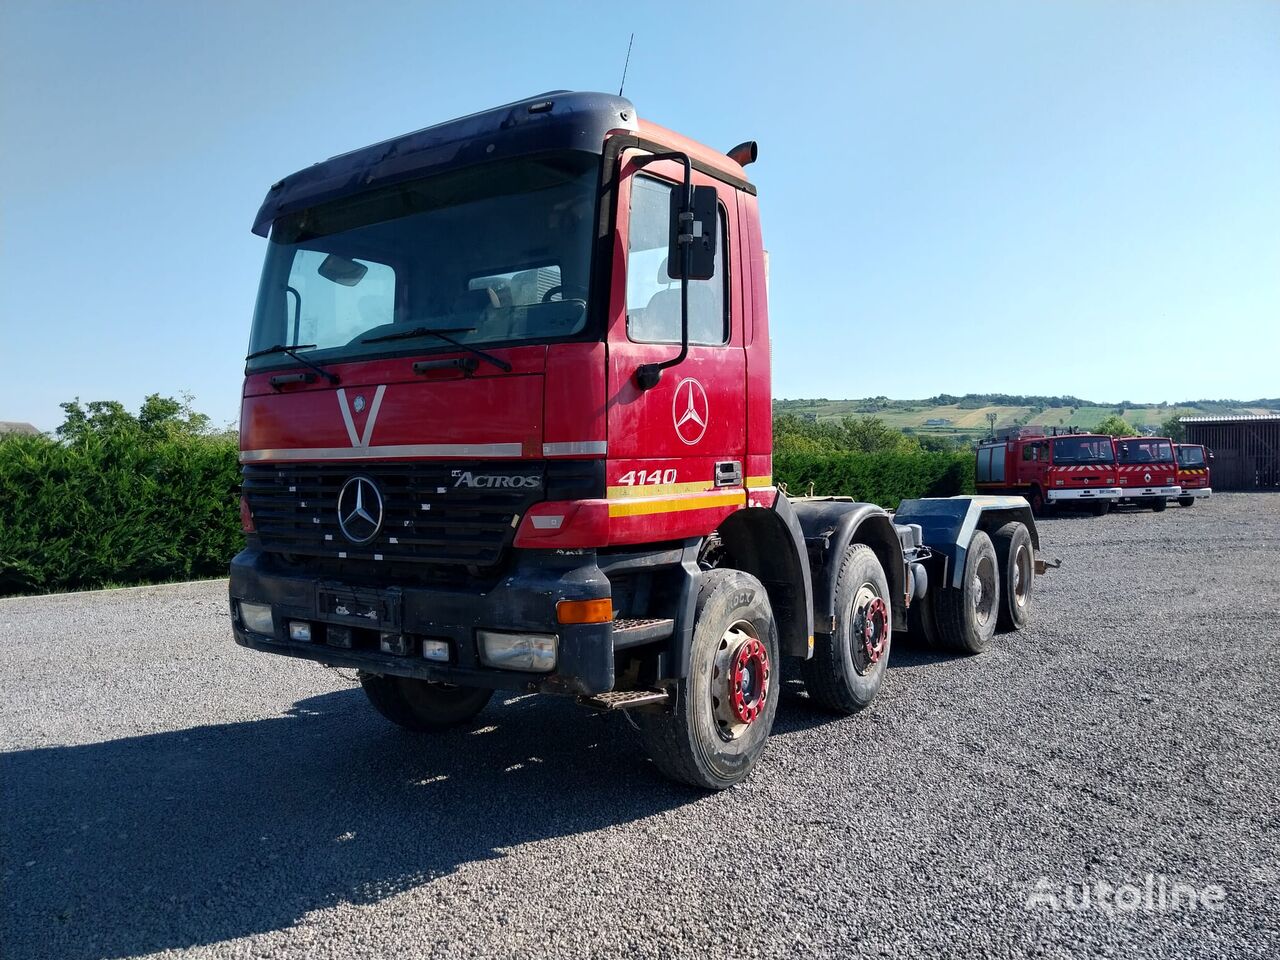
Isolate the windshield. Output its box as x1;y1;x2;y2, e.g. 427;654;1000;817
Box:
248;152;598;369
1177;445;1206;467
1051;436;1114;465
1116;439;1174;463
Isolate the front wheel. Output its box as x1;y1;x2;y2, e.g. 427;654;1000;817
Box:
1028;487;1048;517
802;544;891;714
1178;497;1195;507
1092;500;1111;516
359;673;493;731
637;568;780;790
1151;498;1167;512
934;530;1000;655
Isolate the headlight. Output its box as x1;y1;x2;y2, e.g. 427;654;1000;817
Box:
238;601;274;635
477;630;557;672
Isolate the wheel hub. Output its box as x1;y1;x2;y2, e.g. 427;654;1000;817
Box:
729;638;770;724
858;596;889;664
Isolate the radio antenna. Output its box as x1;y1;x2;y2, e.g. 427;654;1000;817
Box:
618;33;634;97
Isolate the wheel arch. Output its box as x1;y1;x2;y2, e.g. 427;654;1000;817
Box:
896;496;1038;590
791;500;907;635
714;496;815;658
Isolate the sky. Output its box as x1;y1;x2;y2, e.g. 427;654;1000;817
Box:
1;0;1277;431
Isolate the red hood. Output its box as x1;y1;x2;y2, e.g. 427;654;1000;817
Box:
239;343;605;464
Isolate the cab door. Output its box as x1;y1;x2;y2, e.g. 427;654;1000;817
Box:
604;151;747;544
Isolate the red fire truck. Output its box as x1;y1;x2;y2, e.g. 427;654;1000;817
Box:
975;429;1120;516
1172;443;1212;506
229;91;1053;789
1112;436;1180;511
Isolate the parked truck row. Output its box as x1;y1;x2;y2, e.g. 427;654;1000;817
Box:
975;427;1212;514
229;91;1060;790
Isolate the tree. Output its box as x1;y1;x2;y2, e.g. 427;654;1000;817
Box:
1096;414;1138;437
1160;415;1186;442
57;393;216;443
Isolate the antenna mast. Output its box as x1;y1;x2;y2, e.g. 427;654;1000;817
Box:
618;33;634;97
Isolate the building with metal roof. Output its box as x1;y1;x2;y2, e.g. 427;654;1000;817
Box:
1181;415;1280;490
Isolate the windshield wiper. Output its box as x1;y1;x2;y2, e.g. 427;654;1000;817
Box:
362;327;512;373
245;343;340;384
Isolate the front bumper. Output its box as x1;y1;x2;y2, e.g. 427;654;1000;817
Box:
1046;487;1123;502
228;547;618;695
1173;486;1212;499
1118;485;1181;500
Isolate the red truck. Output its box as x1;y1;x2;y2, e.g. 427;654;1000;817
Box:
230;91;1052;789
1112;436;1180;511
975;429;1121;516
1172;443;1212;506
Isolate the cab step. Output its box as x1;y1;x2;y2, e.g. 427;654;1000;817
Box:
612;617;675;649
578;688;671;711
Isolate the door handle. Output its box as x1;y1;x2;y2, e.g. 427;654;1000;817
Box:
715;461;743;487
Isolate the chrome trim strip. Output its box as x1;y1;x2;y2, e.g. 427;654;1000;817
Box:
240;443;525;462
542;441;607;457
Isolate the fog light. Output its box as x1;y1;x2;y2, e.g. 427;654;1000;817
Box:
380;632;409;656
239;601;274;635
288;621;312;642
477;630;557;672
422;639;450;662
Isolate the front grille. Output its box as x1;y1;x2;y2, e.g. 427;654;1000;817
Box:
243;461;555;567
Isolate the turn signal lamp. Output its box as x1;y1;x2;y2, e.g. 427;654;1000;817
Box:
556;598;613;624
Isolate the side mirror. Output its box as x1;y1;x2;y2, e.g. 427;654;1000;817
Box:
667;185;718;281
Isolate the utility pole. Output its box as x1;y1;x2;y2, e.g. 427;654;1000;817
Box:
986;412;998;437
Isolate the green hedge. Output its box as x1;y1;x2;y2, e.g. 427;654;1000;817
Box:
775;451;975;508
0;432;242;596
0;434;974;596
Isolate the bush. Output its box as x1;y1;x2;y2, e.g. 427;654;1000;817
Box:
0;400;242;596
775;451;976;508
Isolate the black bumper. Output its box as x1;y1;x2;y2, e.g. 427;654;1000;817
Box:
228;547;617;695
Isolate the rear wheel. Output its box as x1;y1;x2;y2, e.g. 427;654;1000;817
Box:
934;530;1000;654
991;522;1033;632
1028;487;1048;517
637;568;780;790
359;673;493;731
802;544;891;713
1178;496;1195;507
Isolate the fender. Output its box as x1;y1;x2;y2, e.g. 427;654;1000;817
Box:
791;499;907;634
895;496;1038;589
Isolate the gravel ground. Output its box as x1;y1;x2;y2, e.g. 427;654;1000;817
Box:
3;493;1278;959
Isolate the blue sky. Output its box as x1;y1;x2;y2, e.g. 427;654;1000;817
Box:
2;0;1277;431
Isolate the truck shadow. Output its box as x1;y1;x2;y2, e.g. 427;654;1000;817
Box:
1;689;700;960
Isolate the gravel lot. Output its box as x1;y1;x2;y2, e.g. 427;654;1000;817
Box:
3;493;1278;959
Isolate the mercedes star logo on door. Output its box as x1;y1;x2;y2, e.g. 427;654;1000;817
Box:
337;476;383;544
672;377;709;445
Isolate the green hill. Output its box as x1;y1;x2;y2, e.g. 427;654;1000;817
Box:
774;395;1279;439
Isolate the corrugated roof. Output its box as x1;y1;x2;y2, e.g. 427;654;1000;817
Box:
1179;414;1280;424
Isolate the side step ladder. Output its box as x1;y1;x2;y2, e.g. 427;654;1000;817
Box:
578;689;670;711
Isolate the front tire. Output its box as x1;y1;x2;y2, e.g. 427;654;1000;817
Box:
1092;500;1111;516
637;568;780;790
802;544;891;713
991;521;1033;632
934;530;1000;654
359;673;493;731
1151;498;1167;512
1178;496;1194;507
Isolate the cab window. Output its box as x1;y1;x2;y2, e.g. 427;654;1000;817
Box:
626;175;728;345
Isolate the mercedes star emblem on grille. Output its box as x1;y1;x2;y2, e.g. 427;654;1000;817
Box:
336;476;383;544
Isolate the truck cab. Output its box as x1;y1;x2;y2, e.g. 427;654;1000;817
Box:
976;430;1120;515
1112;436;1180;511
230;91;1048;789
1173;443;1212;506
